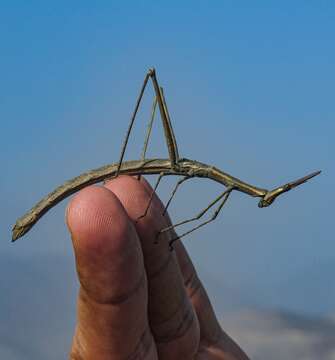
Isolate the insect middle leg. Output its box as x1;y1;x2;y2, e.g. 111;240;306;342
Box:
162;175;193;216
137;173;192;223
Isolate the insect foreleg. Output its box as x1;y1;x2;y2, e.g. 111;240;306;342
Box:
136;172;165;221
149;70;180;168
114;70;152;178
137;95;158;181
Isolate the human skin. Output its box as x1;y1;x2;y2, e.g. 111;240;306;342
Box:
66;175;250;359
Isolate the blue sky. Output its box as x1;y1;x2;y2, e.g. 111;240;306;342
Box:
1;0;334;332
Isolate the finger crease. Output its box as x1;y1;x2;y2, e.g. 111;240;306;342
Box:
127;326;155;360
147;252;172;280
188;281;202;300
184;271;202;299
184;271;195;287
81;270;146;305
199;327;224;350
154;297;195;343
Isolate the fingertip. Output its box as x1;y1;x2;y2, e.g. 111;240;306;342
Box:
66;185;134;255
104;176;161;219
66;185;145;305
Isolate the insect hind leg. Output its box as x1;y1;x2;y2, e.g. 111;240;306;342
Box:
156;187;233;249
168;187;233;250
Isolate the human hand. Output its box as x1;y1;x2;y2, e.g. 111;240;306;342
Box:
66;175;249;359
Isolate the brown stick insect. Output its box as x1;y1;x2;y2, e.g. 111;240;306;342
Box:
12;68;321;249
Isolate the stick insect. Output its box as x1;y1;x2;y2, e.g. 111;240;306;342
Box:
12;68;321;249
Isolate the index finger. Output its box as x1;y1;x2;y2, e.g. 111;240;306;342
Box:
67;185;158;359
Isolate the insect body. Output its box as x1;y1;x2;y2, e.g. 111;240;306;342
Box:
12;69;321;248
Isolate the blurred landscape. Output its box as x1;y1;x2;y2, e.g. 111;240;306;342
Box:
1;255;335;359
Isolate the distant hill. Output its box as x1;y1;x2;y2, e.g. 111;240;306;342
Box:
222;309;335;360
